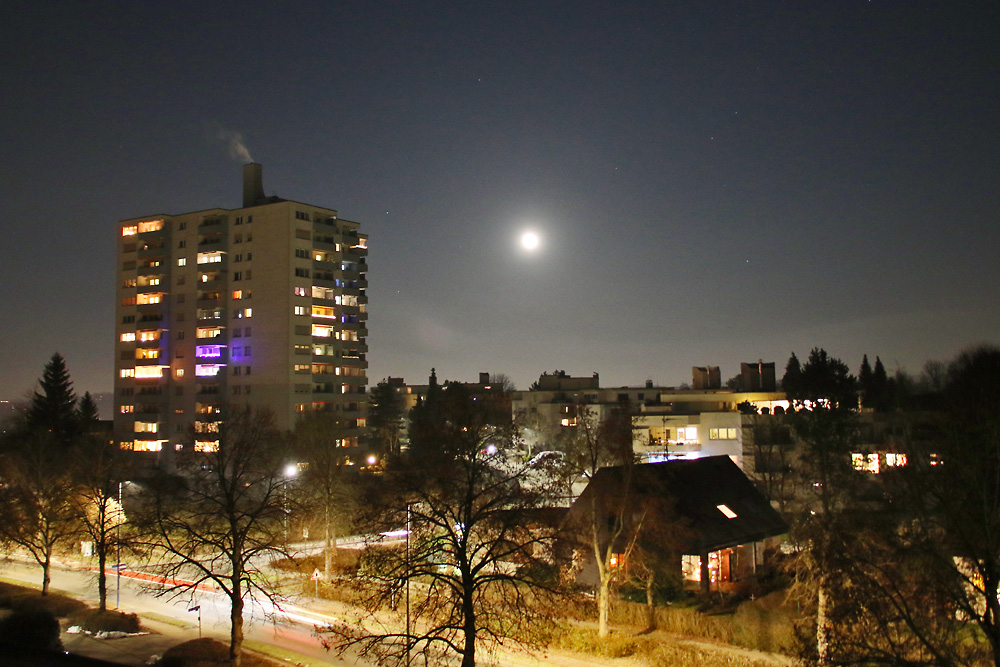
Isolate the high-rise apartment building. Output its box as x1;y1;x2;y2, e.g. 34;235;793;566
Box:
114;164;368;460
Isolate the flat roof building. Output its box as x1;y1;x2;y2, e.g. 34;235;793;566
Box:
114;164;368;463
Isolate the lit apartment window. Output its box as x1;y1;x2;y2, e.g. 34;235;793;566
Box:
134;421;158;434
294;306;307;316
294;287;308;297
120;405;134;413
196;327;223;339
120;368;135;378
312;324;333;337
134;440;163;452
137;220;163;233
196;364;224;377
294;364;311;373
232;290;243;300
136;348;160;360
122;296;136;306
196;345;224;358
709;428;738;440
197;252;223;265
137;293;162;305
195;440;219;452
194;421;220;433
135;366;166;379
120;332;136;342
312;306;335;319
138;330;160;342
178;258;187;267
175;369;184;377
312;286;333;299
122;225;138;236
244;308;252;317
123;278;137;288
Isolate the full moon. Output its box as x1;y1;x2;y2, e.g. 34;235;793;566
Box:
520;231;540;251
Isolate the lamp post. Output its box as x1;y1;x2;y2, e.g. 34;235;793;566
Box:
116;481;122;610
283;464;298;544
405;502;411;667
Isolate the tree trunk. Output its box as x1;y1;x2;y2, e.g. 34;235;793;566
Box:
597;576;611;638
816;573;830;666
462;579;476;667
700;549;710;595
645;571;656;631
41;552;51;596
97;541;108;611
230;584;244;666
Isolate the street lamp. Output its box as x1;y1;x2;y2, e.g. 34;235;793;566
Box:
282;464;298;543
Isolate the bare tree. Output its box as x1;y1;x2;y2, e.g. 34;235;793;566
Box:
0;432;79;595
291;411;357;580
558;402;635;637
320;383;560;667
136;405;290;666
72;433;130;611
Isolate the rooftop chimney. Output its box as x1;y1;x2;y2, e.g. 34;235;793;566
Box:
242;163;264;207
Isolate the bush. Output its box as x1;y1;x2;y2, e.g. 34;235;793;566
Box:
0;608;63;653
157;637;282;666
0;581;87;617
67;609;142;634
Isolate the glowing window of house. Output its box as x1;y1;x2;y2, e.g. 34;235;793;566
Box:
135;365;165;379
196;345;224;358
120;368;135;378
312;324;333;337
194;440;219;453
196;327;222;339
852;453;881;474
294;364;311;373
136;348;160;360
137;220;163;233
294;287;308;297
134;421;158;434
709;428;738;440
312;306;335;319
122;225;138;236
176;258;186;267
136;293;162;305
717;504;738;519
232;290;244;300
134;440;163;452
120;332;136;342
343;294;358;306
243;308;252;318
561;417;578;427
294;306;307;316
120;405;134;413
312;286;333;299
356;417;367;428
886;452;907;467
353;238;367;249
197;251;223;265
678;426;698;441
175;368;184;378
194;421;220;433
138;329;160;342
196;364;224;377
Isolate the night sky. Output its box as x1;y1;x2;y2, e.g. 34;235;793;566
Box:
1;1;998;400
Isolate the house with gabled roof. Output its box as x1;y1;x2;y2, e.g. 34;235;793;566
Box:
565;456;788;593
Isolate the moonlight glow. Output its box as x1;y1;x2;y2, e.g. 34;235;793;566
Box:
520;231;540;251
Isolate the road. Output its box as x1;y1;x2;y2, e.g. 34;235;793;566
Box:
0;557;368;665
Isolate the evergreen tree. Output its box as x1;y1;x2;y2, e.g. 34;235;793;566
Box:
858;354;873;408
781;352;802;398
77;392;99;427
368;379;404;459
872;356;891;412
27;353;78;443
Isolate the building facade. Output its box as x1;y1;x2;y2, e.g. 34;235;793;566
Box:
114;164;368;460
